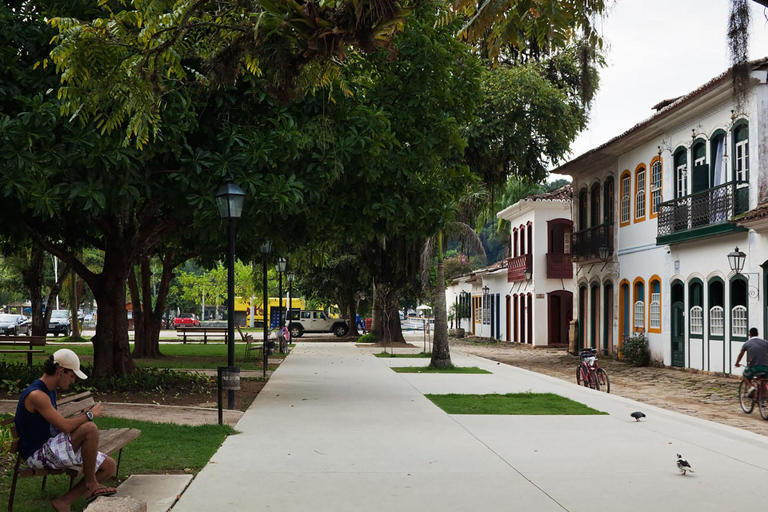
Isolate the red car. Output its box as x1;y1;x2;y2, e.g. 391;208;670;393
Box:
173;313;200;328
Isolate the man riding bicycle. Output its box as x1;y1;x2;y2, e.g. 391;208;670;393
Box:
735;327;768;397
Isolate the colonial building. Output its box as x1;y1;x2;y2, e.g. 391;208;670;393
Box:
555;58;768;372
446;186;573;346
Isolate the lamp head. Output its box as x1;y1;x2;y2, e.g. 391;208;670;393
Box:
215;180;246;219
598;244;610;262
260;241;272;255
728;246;746;274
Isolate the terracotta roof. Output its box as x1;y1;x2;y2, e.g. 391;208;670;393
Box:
448;258;508;281
734;200;768;223
525;184;572;202
553;57;768;176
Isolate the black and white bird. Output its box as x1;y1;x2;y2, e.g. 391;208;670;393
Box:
676;453;694;475
630;411;646;421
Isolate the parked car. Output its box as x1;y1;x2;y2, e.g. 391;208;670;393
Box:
173;313;200;329
0;314;31;336
47;310;71;337
287;310;349;338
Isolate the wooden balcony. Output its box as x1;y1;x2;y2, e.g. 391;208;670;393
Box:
507;254;532;282
572;223;614;260
656;181;749;245
547;253;573;279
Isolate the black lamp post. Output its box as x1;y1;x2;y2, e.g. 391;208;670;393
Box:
275;257;286;353
260;241;272;379
215;179;245;410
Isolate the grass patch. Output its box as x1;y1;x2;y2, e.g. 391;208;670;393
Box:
0;416;236;512
425;393;607;415
375;352;432;358
391;366;491;374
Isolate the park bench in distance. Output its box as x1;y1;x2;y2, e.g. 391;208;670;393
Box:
176;326;228;344
0;336;46;366
2;391;141;512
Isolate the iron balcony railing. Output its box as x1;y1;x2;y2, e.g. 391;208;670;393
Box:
546;253;573;278
657;181;748;238
572;223;614;258
507;253;532;282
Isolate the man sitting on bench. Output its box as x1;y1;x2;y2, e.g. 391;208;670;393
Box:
15;349;117;511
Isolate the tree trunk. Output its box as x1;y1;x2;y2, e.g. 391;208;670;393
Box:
371;283;381;337
90;249;136;378
430;232;452;368
376;284;405;345
70;268;81;338
22;247;46;337
132;250;177;358
348;295;359;336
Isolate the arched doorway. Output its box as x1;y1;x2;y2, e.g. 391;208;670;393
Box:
548;291;573;346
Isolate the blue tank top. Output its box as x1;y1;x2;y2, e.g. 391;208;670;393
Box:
15;379;57;459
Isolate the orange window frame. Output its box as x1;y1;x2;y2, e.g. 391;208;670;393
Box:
620;171;631;227
649;156;663;219
632;277;646;333
634;163;646;223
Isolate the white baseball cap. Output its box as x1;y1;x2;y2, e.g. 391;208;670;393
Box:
53;349;87;379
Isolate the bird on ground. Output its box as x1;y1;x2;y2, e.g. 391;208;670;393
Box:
676;454;694;475
630;411;646;421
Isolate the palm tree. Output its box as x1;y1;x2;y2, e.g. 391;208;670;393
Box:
421;223;485;369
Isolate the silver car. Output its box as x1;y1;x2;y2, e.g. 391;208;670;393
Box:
0;314;31;335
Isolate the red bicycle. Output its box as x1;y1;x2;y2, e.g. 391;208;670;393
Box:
576;348;610;393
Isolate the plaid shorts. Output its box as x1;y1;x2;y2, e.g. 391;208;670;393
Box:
25;432;107;471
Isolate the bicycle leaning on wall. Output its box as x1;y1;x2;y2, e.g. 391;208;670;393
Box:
576;348;610;393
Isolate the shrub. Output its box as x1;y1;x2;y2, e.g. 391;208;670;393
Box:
620;333;650;367
357;333;379;343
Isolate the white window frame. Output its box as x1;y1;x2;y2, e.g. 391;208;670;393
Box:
634;301;644;330
635;169;646;219
690;306;703;335
621;175;630;223
732;305;747;337
735;139;749;182
676;164;687;198
651;161;662;214
710;306;724;336
650;292;660;329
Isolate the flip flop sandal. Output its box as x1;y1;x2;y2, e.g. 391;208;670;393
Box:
85;485;117;503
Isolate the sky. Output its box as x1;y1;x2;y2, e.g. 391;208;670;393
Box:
556;0;768;178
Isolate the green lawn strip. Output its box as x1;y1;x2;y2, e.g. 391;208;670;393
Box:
425;393;607;415
0;417;236;512
391;366;491;374
374;352;432;358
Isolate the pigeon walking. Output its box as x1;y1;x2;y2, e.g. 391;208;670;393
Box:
676;454;694;475
630;411;646;421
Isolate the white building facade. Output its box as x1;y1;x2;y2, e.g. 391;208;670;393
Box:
556;58;768;373
446;187;573;346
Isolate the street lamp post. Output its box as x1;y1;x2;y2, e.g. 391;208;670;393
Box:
275;257;287;353
287;271;295;332
215;180;245;411
260;241;272;379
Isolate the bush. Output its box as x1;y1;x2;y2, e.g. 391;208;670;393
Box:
357;333;379;343
620;333;650;367
0;362;213;395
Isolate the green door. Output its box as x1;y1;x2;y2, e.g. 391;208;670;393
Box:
671;301;685;367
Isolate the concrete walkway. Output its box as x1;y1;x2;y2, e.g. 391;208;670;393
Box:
171;342;768;512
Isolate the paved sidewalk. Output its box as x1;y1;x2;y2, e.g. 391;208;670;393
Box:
171;342;768;512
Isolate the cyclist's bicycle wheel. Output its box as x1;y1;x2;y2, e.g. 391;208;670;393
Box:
739;380;755;414
596;368;610;393
759;384;768;420
576;366;587;387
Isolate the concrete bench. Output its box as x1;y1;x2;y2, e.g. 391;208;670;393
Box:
0;336;46;365
3;391;141;512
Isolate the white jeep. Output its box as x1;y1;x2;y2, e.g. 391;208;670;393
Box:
287;310;349;338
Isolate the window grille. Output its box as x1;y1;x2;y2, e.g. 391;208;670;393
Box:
635;169;645;218
676;165;687;198
651;161;662;214
710;306;724;336
736;140;749;181
650;293;660;329
634;301;644;329
690;306;703;335
732;305;747;337
621;175;630;223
